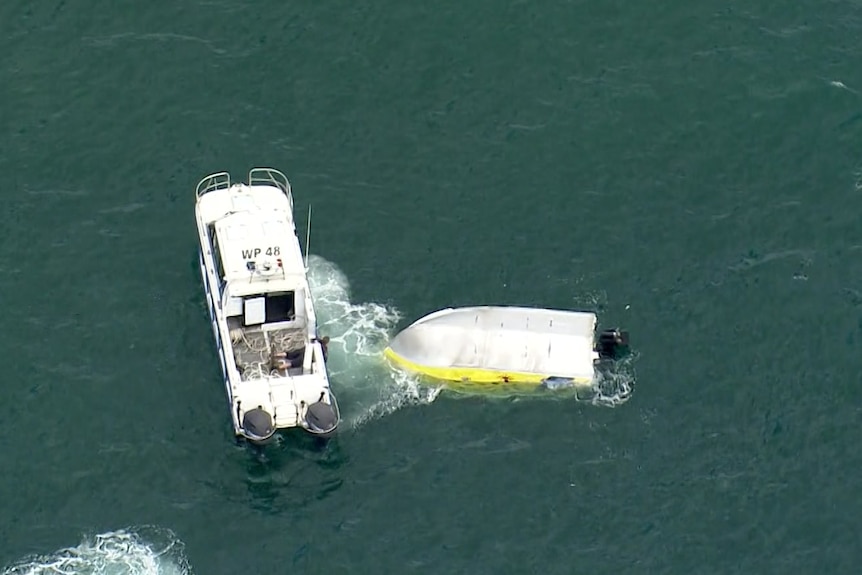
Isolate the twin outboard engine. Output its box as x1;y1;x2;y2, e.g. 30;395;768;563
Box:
239;395;340;444
241;406;276;443
596;328;630;361
304;392;339;438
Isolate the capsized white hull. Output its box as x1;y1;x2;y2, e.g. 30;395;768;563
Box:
383;306;630;390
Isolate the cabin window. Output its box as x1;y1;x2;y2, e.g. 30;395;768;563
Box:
208;225;226;291
264;291;295;323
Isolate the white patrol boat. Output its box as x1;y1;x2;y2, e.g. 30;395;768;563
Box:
194;168;339;443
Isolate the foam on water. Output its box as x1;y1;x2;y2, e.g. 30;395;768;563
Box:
2;527;191;575
583;353;639;407
306;255;441;429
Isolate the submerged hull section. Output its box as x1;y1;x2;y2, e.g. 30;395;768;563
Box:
384;306;613;390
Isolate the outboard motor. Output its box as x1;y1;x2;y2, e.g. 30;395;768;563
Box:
596;328;630;361
305;393;339;437
241;406;276;442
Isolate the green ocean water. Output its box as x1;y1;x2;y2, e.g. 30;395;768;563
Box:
2;0;862;573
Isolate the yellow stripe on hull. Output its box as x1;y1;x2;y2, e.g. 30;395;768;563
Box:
383;347;592;389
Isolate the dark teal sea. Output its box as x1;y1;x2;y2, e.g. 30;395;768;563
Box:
2;1;861;573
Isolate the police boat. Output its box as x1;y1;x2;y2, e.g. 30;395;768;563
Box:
194;168;340;443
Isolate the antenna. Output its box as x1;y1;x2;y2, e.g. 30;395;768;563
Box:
304;204;312;269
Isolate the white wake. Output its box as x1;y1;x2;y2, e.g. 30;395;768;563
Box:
306;254;441;429
2;527;190;575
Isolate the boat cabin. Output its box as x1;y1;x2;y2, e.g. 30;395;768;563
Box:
198;183;319;380
208;209;309;320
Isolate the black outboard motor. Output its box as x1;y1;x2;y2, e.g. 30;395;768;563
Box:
305;392;339;438
241;406;276;442
596;328;630;361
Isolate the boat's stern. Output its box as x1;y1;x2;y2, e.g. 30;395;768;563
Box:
232;372;341;443
292;364;340;437
295;338;340;437
231;378;280;443
239;405;277;443
595;328;631;362
301;387;341;438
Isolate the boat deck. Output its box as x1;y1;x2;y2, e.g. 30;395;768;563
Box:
227;318;307;380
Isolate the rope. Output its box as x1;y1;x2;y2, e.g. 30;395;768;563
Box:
232;326;308;381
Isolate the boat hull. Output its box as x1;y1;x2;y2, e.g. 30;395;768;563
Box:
383;306;602;391
194;168;340;444
199;250;234;410
382;347;588;386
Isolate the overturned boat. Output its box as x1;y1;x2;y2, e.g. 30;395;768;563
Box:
383;306;629;391
195;168;340;443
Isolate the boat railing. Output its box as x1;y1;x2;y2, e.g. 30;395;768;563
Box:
196;171;232;198
249;167;294;211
